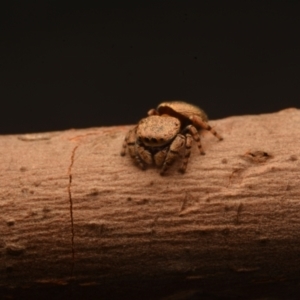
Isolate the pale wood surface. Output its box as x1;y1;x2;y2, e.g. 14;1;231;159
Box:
0;108;300;299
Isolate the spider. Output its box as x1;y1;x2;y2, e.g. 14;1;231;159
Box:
121;101;223;175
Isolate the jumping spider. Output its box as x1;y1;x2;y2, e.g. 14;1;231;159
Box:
121;101;223;175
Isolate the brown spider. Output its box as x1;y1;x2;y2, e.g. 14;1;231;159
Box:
121;101;223;175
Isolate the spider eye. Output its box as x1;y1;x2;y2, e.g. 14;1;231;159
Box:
143;137;159;144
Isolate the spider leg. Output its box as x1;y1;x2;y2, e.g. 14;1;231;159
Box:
147;108;159;116
154;148;168;167
178;133;193;173
120;127;136;156
160;134;185;175
135;140;153;170
190;115;223;140
184;125;205;155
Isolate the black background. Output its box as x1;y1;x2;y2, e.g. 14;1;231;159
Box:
1;0;299;134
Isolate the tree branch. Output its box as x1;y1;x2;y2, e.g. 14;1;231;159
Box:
1;108;300;299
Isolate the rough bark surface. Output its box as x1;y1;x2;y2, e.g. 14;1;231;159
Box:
0;108;300;299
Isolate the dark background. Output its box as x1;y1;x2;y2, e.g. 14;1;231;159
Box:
1;0;299;134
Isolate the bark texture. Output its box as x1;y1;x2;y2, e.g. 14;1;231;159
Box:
0;108;300;299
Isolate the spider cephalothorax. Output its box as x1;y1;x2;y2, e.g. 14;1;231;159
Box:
121;101;223;175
